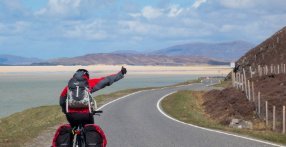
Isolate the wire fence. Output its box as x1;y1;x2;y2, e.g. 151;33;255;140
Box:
232;63;286;133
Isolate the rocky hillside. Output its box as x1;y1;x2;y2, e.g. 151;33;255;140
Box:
41;53;228;66
204;26;286;130
235;27;286;71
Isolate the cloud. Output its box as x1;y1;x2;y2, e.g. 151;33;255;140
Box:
129;13;141;18
35;0;81;17
167;5;183;17
1;0;23;11
192;0;207;9
141;6;163;19
219;24;235;32
219;0;286;10
119;20;154;34
130;5;184;19
0;21;30;34
219;0;255;9
1;0;286;58
63;20;109;40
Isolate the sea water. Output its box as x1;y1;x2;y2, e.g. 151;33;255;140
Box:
0;72;201;118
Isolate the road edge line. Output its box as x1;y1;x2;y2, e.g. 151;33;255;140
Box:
97;89;157;110
97;82;196;110
156;91;283;147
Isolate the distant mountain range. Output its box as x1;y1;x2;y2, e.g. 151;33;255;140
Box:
0;40;255;66
0;55;42;65
151;41;254;61
40;53;228;66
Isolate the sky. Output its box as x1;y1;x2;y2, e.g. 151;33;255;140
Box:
0;0;286;59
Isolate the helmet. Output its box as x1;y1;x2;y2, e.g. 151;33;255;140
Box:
76;69;89;79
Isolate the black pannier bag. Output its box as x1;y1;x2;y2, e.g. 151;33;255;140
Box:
84;124;107;147
52;124;72;147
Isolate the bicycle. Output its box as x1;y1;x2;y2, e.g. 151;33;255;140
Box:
72;110;103;147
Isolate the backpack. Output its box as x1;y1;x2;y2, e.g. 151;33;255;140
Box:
67;71;91;109
52;124;72;147
84;124;107;147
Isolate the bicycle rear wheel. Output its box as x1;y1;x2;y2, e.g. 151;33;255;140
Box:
73;134;86;147
72;134;77;147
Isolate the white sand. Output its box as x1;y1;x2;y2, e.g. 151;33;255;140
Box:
0;65;232;75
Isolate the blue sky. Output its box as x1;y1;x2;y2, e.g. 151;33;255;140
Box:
0;0;286;59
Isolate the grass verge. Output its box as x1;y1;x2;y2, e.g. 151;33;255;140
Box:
0;105;65;147
161;90;286;145
213;79;232;88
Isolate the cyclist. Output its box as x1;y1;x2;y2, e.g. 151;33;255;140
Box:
59;67;127;127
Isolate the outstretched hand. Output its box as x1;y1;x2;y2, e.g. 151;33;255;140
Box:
121;66;127;75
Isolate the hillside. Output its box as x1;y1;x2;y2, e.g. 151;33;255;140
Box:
235;27;286;71
40;53;229;66
204;26;286;131
152;41;254;61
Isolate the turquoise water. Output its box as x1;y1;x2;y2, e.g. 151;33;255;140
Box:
0;72;201;118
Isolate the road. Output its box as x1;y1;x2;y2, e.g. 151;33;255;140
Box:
94;80;281;147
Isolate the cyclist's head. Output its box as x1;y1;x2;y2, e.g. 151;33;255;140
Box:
76;69;89;79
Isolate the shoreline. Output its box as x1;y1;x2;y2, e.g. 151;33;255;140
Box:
0;65;232;75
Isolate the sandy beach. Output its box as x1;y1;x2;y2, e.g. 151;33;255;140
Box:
0;65;232;75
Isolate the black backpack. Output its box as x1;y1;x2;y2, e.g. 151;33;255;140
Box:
67;71;91;109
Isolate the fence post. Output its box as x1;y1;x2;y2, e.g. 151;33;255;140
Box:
265;66;268;75
271;64;273;74
249;66;253;78
241;72;243;91
257;65;260;76
241;73;244;90
283;106;285;134
284;64;286;73
266;65;269;75
232;71;235;87
243;68;247;95
238;73;241;89
258;92;261;114
278;65;280;74
258;65;261;76
248;80;251;100
234;73;238;89
252;82;255;102
237;73;240;89
273;106;276;131
266;101;268;126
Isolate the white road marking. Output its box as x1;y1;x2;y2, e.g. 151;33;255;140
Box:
156;91;283;147
97;90;144;110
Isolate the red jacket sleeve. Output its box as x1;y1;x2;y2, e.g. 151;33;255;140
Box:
59;86;68;109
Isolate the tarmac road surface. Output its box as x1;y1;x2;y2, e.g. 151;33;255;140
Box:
94;79;281;147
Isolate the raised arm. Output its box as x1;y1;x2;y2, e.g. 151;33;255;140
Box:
90;67;127;93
